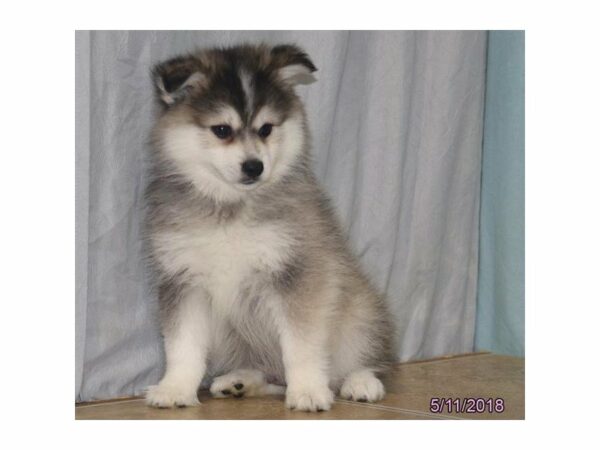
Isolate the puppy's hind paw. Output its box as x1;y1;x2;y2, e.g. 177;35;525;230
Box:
210;369;285;398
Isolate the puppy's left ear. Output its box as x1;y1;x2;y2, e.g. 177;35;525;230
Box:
271;45;318;85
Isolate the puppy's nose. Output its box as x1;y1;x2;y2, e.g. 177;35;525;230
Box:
241;159;264;178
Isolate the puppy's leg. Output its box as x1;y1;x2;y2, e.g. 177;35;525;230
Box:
146;289;210;408
210;369;285;398
269;287;335;412
340;368;385;403
279;325;334;412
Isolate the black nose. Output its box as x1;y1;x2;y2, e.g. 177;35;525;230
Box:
241;159;264;178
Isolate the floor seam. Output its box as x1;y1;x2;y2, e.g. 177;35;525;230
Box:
334;399;463;420
397;352;492;366
76;398;144;409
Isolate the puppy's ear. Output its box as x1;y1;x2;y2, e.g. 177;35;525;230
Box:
152;56;206;106
270;45;317;85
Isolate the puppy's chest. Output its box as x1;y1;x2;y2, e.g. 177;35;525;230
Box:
155;219;294;299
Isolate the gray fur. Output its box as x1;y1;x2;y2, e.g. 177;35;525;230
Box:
144;44;395;406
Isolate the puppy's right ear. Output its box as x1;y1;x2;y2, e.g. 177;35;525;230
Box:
152;56;205;106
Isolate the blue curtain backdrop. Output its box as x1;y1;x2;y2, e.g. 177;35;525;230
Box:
475;31;525;356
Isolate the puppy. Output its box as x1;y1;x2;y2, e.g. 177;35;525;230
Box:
144;44;394;412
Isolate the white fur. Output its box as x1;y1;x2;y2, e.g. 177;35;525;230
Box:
276;306;335;411
153;219;296;313
339;369;385;402
160;108;304;204
210;369;285;397
145;291;210;407
208;105;244;130
285;383;334;412
239;69;254;111
278;64;317;85
145;384;200;408
251;105;278;129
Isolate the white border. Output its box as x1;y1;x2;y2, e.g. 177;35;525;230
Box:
2;0;600;448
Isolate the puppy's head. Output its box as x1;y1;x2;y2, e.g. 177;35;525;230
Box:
151;44;317;203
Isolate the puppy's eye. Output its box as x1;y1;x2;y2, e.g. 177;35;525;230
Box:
257;123;273;138
211;125;233;139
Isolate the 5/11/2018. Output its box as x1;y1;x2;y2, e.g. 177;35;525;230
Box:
429;397;505;414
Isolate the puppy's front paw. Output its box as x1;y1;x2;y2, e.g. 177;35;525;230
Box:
285;383;334;412
145;383;200;408
340;370;385;403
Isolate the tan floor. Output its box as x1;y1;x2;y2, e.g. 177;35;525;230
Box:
76;352;524;420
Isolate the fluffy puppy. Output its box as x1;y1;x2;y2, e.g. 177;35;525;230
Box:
144;44;394;412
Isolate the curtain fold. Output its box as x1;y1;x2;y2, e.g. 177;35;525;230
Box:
75;30;487;401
